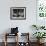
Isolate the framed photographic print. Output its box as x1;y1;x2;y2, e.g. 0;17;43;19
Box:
10;7;26;20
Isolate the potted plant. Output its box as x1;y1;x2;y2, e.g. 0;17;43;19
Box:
33;32;46;43
32;24;45;30
32;25;39;30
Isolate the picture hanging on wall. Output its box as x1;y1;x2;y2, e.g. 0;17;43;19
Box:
10;7;26;20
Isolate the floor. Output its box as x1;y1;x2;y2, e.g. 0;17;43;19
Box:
0;42;46;46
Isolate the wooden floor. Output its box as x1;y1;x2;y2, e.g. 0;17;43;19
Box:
0;42;46;46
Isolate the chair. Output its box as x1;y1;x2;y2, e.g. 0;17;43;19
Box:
18;33;30;46
4;33;18;46
4;27;19;46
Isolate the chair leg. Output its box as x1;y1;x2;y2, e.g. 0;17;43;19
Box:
4;33;7;46
4;41;7;46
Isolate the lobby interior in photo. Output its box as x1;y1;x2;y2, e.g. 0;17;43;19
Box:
0;0;46;46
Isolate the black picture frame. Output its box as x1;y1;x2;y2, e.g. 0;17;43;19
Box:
10;7;26;20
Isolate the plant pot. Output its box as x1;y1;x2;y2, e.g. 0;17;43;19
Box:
37;39;40;43
37;39;45;44
40;39;45;43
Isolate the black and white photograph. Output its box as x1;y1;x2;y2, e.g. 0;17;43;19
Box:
10;7;26;20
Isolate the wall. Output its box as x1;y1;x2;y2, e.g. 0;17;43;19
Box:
0;0;37;42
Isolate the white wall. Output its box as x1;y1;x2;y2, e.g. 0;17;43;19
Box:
0;0;37;34
0;0;37;42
